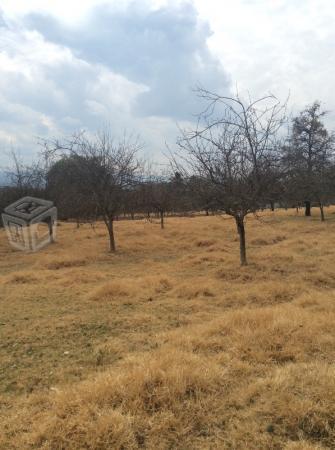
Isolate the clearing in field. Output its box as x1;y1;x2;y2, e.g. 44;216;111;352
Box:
1;209;335;449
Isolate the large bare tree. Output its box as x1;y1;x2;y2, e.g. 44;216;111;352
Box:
176;89;286;265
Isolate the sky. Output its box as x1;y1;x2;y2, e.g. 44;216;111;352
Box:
0;0;334;166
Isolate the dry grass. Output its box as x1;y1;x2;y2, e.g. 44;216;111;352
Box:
1;208;335;449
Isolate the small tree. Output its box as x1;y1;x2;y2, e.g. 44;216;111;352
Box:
5;149;45;197
45;130;142;252
1;150;55;234
142;176;174;229
123;186;143;220
282;102;335;220
176;90;286;265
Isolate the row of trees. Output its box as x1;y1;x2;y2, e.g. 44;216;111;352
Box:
1;91;334;265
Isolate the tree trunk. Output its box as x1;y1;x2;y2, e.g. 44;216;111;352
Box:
48;218;54;243
107;216;116;252
235;215;247;266
160;210;164;229
270;201;275;212
305;200;311;216
319;203;325;222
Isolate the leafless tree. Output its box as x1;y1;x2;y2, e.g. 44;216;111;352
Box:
0;149;50;228
5;149;45;195
44;130;142;252
141;175;174;229
175;89;286;265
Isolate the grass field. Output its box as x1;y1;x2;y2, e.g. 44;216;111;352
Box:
1;209;335;449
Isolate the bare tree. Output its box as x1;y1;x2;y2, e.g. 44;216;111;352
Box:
0;150;52;230
5;149;45;196
44;130;142;252
175;89;286;265
141;175;174;229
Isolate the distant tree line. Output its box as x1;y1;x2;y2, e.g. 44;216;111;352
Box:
1;92;334;265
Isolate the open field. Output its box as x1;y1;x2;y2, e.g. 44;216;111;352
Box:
1;209;335;449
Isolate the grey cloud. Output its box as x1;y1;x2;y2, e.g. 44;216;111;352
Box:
0;2;231;165
24;2;230;119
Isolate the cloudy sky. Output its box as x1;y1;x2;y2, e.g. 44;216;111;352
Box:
0;0;334;165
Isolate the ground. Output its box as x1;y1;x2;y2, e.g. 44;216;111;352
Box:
0;209;335;449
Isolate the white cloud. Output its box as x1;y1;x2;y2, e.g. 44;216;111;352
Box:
0;11;156;163
194;0;335;116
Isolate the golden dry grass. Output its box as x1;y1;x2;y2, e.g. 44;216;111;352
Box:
1;208;335;449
